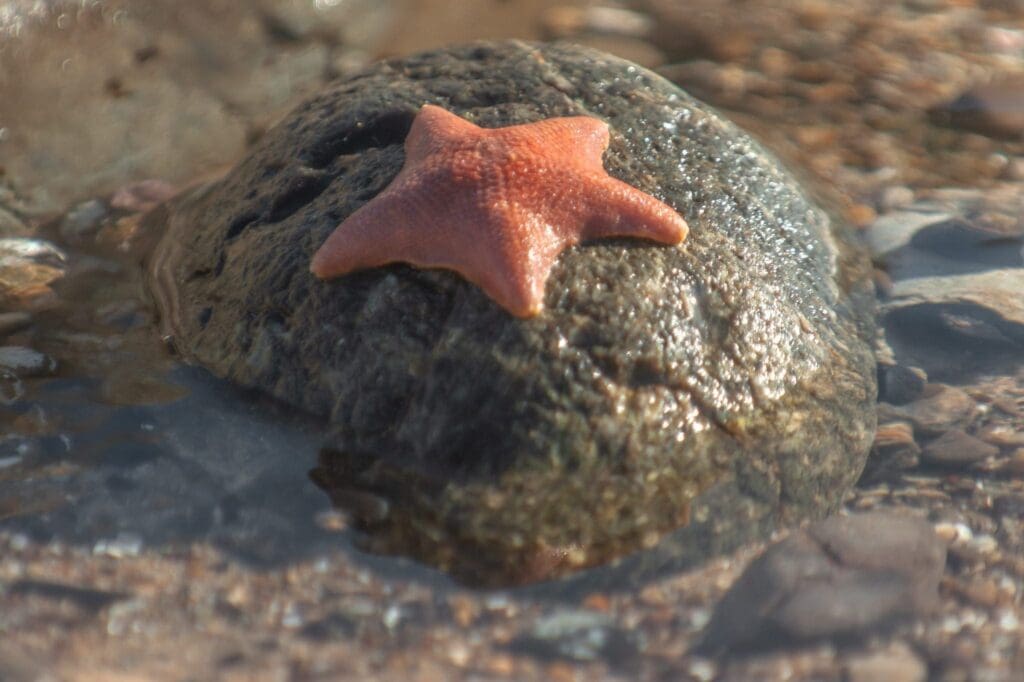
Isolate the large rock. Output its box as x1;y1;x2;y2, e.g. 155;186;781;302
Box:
144;41;876;585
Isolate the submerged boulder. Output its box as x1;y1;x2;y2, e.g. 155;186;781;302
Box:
145;41;876;585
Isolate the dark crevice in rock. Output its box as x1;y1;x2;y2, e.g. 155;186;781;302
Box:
225;212;260;242
268;171;333;224
304;109;417;169
197;307;212;329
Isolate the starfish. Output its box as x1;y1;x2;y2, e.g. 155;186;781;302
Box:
310;104;688;317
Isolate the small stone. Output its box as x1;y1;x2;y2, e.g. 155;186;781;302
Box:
448;594;478;628
993;494;1024;519
0;312;32;338
313;509;348;532
933;76;1024;139
516;610;638;663
0;206;29;238
998;610;1020;631
921;429;999;468
0;346;56;377
93;532;143;558
0;372;24;404
541;6;653;39
381;604;403;630
109;179;177;213
863;421;920;482
447;642;471;667
887;384;978;437
876;186;915;213
983;27;1024;55
845;643;927;682
997;448;1024;476
581;593;611;612
977;424;1024;449
59;199;108;243
847;203;878;228
954;577;1002;609
964;534;999;556
1004;157;1024;182
0;237;67;308
877;364;926;405
934;521;972;544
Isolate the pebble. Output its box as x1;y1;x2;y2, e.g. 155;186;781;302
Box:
93;532;143;558
0;312;32;338
59;199;108;243
108;179;177;213
0;346;56;377
864;421;920;482
935;76;1024;139
0;206;29;237
877;364;927;405
844;642;928;682
996;448;1024;476
541;6;653;39
922;429;999;468
0;237;67;308
877;186;915;213
0;372;24;404
885;384;978;437
1004;156;1024;182
516;609;638;663
934;521;973;544
698;512;946;652
954;577;1003;609
977;423;1024;448
846;203;878;228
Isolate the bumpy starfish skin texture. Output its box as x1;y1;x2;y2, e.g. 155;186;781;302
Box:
310;104;689;317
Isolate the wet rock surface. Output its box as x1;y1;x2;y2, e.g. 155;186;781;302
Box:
146;41;877;584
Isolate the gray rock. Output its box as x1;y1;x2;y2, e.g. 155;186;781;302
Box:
932;76;1024;139
877;186;915;213
513;609;640;664
144;41;876;585
863;421;920;483
0;312;32;338
0;207;29;238
880;384;978;437
844;643;928;682
698;512;946;653
59;199;108;244
868;187;1024;380
0;238;67;308
0;346;57;377
877;363;926;405
921;428;999;468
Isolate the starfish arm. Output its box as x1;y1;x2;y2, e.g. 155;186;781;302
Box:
448;210;563;318
581;174;689;246
405;105;481;162
309;178;435;278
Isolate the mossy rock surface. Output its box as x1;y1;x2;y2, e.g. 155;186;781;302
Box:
146;41;876;586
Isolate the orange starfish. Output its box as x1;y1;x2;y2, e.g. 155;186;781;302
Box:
310;104;688;317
